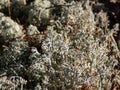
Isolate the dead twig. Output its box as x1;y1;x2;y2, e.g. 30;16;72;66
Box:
8;0;11;18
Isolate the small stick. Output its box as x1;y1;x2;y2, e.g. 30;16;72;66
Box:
8;0;11;18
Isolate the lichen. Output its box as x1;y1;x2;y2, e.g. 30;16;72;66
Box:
27;0;51;26
0;12;23;42
0;0;120;90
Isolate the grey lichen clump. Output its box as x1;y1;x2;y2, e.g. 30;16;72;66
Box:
0;0;120;90
26;2;119;89
50;0;66;4
0;13;23;42
1;39;29;70
0;75;26;90
0;39;29;89
28;47;51;89
27;0;51;26
10;0;26;17
3;39;29;61
0;0;9;10
26;24;44;44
